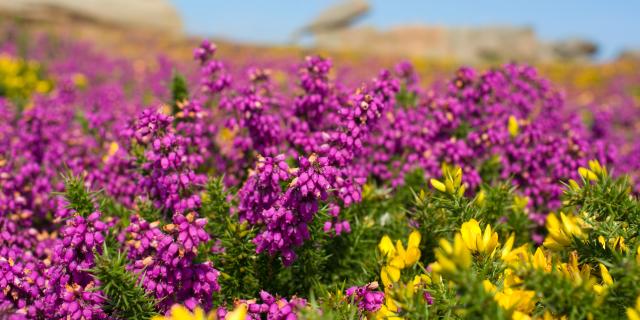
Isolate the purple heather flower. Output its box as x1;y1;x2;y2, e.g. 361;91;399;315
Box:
346;282;384;313
125;214;220;312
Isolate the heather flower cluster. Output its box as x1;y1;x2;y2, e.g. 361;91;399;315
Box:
1;28;640;320
125;213;220;311
216;291;306;320
345;282;385;313
132;109;205;214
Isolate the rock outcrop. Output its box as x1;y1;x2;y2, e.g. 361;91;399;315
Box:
618;49;640;61
302;0;597;63
312;24;597;63
0;0;182;36
296;0;369;36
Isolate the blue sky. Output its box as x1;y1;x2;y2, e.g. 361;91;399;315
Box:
172;1;639;60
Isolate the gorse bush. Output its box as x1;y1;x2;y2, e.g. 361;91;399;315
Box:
0;32;639;320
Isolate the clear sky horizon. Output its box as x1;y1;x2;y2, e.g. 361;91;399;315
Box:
172;0;639;61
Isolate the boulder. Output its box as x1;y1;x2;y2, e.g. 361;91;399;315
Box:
618;49;640;61
294;0;369;40
0;0;182;36
550;38;598;61
313;23;597;63
314;24;541;63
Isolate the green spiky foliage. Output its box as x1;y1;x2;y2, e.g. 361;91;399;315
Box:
412;173;476;263
320;187;409;287
477;180;533;244
200;177;261;303
396;84;418;108
90;246;158;320
425;273;507;320
61;172;96;217
60;174;157;319
299;290;359;320
269;211;331;296
200;177;232;234
408;165;534;264
547;167;640;316
520;267;599;318
563;170;640;244
136;198;164;223
452;120;473;140
170;72;189;114
478;155;502;184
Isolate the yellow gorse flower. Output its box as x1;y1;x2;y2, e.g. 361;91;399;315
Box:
152;304;246;320
431;233;471;276
512;311;533;320
568;179;581;191
378;235;395;257
589;160;606;176
225;304;248;320
513;195;529;211
557;251;594;287
610;236;628;252
578;167;598;182
460;219;499;254
379;231;421;287
592;263;613;295
483;277;536;317
543;212;585;250
501;234;534;269
531;247;553;272
0;53;52;100
152;305;215;320
542;311;568;320
508;115;520;138
72;72;88;89
430;163;466;196
412;273;431;286
475;190;486;206
496;289;536;315
430;178;446;193
374;298;403;320
577;159;607;182
598;235;628;253
102;142;120;163
628;296;640;320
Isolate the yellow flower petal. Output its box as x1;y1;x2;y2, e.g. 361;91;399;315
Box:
167;305;196;320
483;279;496;292
628;309;640;320
389;256;406;269
404;247;421;266
395;240;407;258
461;219;481;251
568;179;581;190
481;224;499;254
379;235;396;257
578;167;598;181
226;303;248;320
599;263;613;285
593;284;605;295
512;311;532;320
508;115;519;137
501;233;515;259
408;230;421;248
381;268;391;288
533;248;550;271
430;178;446;192
387;266;401;282
598;236;606;249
